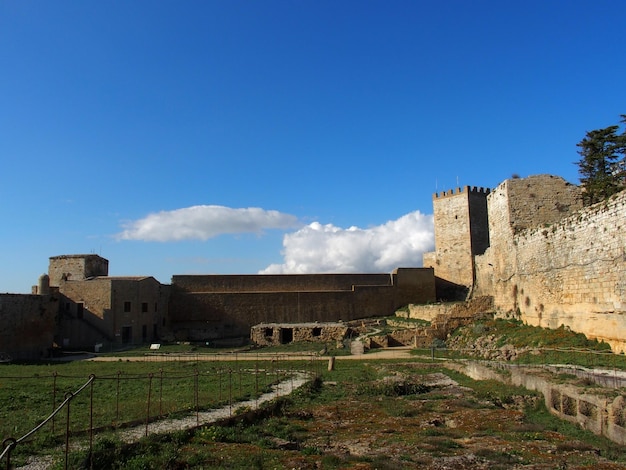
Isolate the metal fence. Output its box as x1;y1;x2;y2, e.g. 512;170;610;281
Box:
0;354;323;470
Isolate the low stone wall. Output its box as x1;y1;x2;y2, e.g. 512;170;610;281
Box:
450;360;626;445
251;322;349;346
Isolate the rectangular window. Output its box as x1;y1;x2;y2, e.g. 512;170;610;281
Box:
154;302;158;312
65;302;71;311
141;302;148;313
142;324;147;341
77;303;84;319
124;301;131;312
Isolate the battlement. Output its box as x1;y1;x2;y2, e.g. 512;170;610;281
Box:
433;185;491;199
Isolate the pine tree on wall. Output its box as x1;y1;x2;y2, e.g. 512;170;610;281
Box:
576;115;626;205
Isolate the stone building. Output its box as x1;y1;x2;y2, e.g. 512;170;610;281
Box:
50;255;168;350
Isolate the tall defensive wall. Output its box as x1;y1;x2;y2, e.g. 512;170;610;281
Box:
422;186;490;299
473;175;626;352
168;268;435;341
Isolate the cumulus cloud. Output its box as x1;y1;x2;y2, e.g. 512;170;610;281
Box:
260;210;434;274
117;205;299;241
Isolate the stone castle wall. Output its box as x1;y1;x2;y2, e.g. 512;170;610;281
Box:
474;176;626;352
172;273;394;293
0;294;57;360
168;269;436;341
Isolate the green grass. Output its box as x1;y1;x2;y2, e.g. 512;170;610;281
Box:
23;357;625;469
428;318;626;370
0;356;307;465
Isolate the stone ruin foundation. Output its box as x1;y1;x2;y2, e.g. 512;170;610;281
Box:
251;322;351;346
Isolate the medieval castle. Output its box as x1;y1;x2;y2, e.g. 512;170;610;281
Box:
2;173;626;359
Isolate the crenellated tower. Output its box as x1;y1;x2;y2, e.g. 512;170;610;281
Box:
423;186;490;299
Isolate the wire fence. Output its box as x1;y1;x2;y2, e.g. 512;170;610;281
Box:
0;354;324;470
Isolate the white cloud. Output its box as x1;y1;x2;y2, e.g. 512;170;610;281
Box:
260;210;434;274
117;205;299;242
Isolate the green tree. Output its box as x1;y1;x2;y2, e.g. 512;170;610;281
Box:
576;115;626;205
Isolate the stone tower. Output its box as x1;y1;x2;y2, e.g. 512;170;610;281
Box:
423;186;490;299
48;254;109;287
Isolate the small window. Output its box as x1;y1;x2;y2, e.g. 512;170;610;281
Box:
154;302;158;312
124;301;131;312
77;303;84;319
312;327;322;337
141;302;148;313
65;302;71;311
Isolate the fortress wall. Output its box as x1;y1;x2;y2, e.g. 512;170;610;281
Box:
169;287;396;340
504;175;582;233
169;269;435;341
481;180;517;310
476;176;584;312
512;191;626;351
171;273;393;293
0;294;56;359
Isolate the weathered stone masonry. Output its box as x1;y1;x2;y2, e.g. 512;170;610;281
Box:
168;268;436;341
476;180;626;352
0;294;56;360
426;174;626;353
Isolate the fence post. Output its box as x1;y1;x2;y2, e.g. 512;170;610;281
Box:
159;368;164;417
52;372;58;434
64;391;73;470
89;375;95;470
218;367;222;403
228;369;233;417
2;438;17;470
116;371;121;424
195;369;199;426
145;373;154;437
255;358;259;408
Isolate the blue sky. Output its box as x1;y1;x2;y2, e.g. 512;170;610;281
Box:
2;1;625;293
